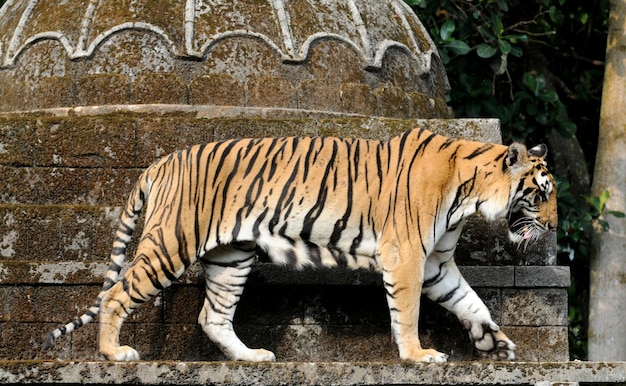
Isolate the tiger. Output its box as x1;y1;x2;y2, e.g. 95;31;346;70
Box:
43;128;557;362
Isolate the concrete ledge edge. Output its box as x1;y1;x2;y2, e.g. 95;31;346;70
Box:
0;361;624;385
0;260;570;288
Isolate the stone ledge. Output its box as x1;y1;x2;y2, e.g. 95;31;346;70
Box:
0;261;570;288
0;361;624;385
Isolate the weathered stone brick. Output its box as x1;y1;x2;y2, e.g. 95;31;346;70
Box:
307;41;364;85
77;74;131;106
190;74;243;106
408;92;436;118
136;117;215;166
87;168;143;206
33;76;74;109
538;326;569;362
58;207;95;262
0;205;28;260
23;205;61;261
1;322;53;360
247;76;297;109
0;118;33;166
504;326;539;361
33;118;136;168
132;73;187;105
374;86;410;119
0;286;35;322
299;79;342;112
335;325;397;361
163;286;202;324
275;324;337;361
34;285;99;323
340;83;376;116
515;266;571;288
502;289;568;326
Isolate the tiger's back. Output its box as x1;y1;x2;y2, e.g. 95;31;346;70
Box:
144;135;388;272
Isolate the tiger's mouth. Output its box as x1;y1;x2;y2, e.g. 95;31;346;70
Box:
507;209;542;244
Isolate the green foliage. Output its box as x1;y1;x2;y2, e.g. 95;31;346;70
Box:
405;0;610;360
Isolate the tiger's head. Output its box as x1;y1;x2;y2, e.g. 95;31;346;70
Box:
504;143;557;245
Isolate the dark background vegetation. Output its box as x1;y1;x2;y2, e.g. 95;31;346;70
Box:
405;0;610;359
0;0;609;359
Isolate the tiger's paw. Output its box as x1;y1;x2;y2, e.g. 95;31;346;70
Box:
464;320;516;361
400;347;449;363
100;345;140;361
236;348;276;362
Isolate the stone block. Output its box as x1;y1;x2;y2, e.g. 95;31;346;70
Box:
22;205;61;260
58;207;96;262
163;286;202;324
334;325;397;362
307;40;365;85
408;91;437;118
299;79;342;112
502;289;568;327
315;117;414;141
158;323;206;361
33;117;136;168
0;322;50;360
77;74;131;106
133;323;166;361
0;78;31;112
136;117;215;166
0;166;33;204
86;168;144;206
33;76;74;109
504;326;539;361
34;285;100;323
68;323;99;360
538;326;569;362
274;324;337;361
190;74;243;106
0;286;35;322
247;76;297;109
374;86;410;118
212;118;316;140
515;266;571;288
132;73;187;105
460;266;514;287
0;205;29;260
340;83;376;116
235;285;305;325
0;118;34;166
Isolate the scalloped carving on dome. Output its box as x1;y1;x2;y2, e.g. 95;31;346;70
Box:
0;0;438;73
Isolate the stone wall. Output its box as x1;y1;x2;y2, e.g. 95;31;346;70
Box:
0;112;568;362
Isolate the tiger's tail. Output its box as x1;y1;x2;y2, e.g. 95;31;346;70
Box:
42;170;151;351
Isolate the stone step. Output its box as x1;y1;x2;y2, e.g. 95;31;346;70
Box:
1;361;625;385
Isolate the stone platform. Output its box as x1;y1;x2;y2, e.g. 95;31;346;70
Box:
1;361;625;385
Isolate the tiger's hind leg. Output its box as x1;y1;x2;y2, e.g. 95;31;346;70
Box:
198;242;276;362
98;239;189;361
422;224;516;360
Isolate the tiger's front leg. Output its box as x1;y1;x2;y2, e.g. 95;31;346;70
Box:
198;243;276;362
380;240;449;363
422;225;516;360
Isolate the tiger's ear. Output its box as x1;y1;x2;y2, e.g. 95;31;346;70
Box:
505;142;528;169
528;144;548;159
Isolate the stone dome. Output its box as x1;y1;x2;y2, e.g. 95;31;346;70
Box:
0;0;451;118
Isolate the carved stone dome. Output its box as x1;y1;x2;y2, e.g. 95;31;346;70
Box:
0;0;450;118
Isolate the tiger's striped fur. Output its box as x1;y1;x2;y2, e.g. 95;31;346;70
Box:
43;128;557;362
